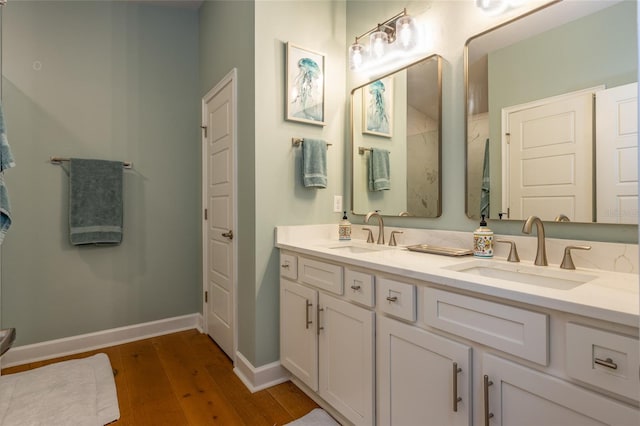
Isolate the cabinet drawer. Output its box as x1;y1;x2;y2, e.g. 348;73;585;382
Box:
377;277;416;322
566;323;640;401
424;288;548;365
344;269;375;308
280;253;298;280
299;257;343;295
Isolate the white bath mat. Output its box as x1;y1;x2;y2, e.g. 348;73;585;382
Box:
284;408;340;426
0;353;119;425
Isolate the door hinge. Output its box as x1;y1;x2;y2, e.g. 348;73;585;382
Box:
205;291;208;303
505;132;511;144
204;208;208;220
200;125;208;138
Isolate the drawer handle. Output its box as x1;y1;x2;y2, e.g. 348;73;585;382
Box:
281;264;290;269
350;285;362;291
452;362;462;412
386;296;398;302
594;357;618;370
317;307;324;335
483;375;494;426
305;300;312;329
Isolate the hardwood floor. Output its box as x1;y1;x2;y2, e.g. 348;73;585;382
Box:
1;329;320;425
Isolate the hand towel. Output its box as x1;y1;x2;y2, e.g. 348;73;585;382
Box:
480;138;490;218
368;148;390;191
69;158;123;245
0;103;15;245
302;138;327;188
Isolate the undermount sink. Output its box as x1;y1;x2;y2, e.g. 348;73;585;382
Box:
446;260;597;290
327;242;392;254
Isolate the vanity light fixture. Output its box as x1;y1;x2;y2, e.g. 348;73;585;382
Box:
348;9;418;71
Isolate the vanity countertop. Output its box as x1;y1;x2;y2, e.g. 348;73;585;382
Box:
275;225;639;328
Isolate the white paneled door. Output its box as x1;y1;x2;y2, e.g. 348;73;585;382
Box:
202;70;237;360
596;82;638;224
503;88;597;221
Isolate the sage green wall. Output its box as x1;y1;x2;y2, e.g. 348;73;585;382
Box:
254;0;346;366
487;1;638;217
199;0;257;365
0;1;201;345
346;0;637;244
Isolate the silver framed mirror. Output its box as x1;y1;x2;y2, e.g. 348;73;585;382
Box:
465;0;638;224
351;54;442;218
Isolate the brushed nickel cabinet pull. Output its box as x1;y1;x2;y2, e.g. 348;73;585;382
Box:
317;307;324;335
386;296;398;302
594;357;618;370
484;375;494;426
305;300;312;329
453;362;462;412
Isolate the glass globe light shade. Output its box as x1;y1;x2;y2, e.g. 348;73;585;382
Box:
396;15;416;50
370;30;388;59
349;43;364;70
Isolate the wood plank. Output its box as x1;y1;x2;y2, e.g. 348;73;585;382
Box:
267;381;320;420
152;331;246;425
119;338;190;426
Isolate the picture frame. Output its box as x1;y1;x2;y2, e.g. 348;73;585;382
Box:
362;76;393;137
286;42;326;126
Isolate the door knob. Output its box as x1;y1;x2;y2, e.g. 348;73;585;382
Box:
222;230;234;240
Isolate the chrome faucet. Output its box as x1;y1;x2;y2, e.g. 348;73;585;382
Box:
364;210;385;245
522;216;547;266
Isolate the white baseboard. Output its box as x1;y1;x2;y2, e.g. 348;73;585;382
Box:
233;350;290;393
1;313;203;368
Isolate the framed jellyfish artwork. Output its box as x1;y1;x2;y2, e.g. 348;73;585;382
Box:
286;43;326;126
363;76;393;138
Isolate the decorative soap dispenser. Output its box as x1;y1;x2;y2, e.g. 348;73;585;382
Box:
339;211;352;241
473;215;493;257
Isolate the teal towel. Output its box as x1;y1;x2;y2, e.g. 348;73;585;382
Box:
368;148;390;191
0;104;15;172
0;103;15;245
302;138;327;188
480;138;490;218
69;159;123;245
0;174;12;245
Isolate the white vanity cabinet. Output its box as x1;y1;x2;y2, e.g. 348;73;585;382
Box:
280;254;375;426
482;353;640;426
280;278;318;390
277;242;639;426
377;314;472;426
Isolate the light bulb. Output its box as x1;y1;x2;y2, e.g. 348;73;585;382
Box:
349;43;364;70
396;16;416;50
370;31;388;59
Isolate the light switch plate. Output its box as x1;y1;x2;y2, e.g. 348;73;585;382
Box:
333;195;343;212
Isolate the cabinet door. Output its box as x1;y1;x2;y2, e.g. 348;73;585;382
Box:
319;293;375;426
483;353;640;426
280;279;318;391
377;315;472;426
